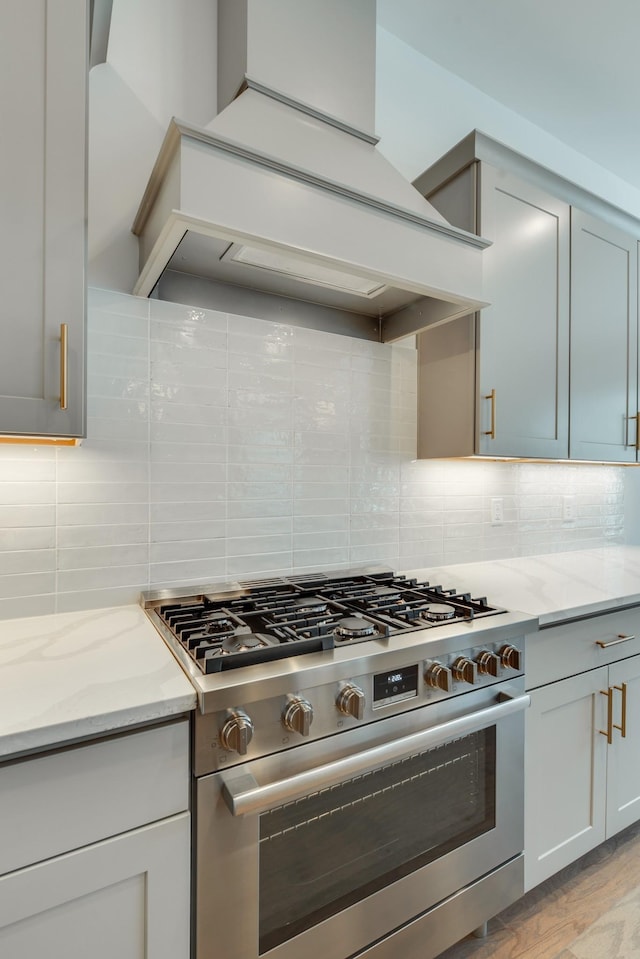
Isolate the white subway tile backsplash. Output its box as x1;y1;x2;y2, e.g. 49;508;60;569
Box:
149;500;225;525
0;571;56;599
0;527;55;551
57;523;148;549
57;564;148;592
0;483;55;506
0;505;56;528
57;544;149;571
226;551;293;578
152;520;226;543
0;291;628;616
150;538;225;564
227;498;293;519
57;502;150;528
0;550;55;575
57;482;149;505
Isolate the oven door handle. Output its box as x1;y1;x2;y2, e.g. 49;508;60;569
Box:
221;691;530;817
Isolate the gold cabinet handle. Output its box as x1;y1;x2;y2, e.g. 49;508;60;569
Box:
483;388;496;438
59;323;68;411
613;682;627;739
600;687;613;744
595;633;635;649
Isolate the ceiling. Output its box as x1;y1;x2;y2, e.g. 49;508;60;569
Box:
377;0;640;191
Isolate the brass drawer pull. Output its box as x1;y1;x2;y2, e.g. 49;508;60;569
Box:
600;687;613;744
595;634;635;649
59;323;68;411
483;388;496;438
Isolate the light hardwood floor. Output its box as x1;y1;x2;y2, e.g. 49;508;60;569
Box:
436;819;640;959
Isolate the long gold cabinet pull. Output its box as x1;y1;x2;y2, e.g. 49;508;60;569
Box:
600;682;627;744
613;682;627;739
59;323;68;411
600;687;613;744
483;388;496;439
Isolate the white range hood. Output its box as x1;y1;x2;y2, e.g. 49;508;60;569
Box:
132;0;489;342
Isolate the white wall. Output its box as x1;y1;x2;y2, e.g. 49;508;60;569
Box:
375;28;640;219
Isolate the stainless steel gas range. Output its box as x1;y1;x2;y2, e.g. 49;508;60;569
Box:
141;567;537;959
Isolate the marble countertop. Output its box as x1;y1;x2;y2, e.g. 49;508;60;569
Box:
4;545;640;762
0;604;196;761
407;545;640;627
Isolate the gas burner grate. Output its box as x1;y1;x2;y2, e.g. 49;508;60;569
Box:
150;571;503;673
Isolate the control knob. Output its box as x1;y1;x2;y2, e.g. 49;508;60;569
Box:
337;683;365;719
476;650;501;677
425;662;453;692
283;697;314;736
500;645;522;671
220;709;254;755
452;656;478;685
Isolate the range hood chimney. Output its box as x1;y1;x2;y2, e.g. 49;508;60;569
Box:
132;0;489;342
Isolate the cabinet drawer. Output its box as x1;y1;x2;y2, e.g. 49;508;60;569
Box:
526;608;640;689
0;719;189;876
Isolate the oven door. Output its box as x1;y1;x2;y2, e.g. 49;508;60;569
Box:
195;681;528;959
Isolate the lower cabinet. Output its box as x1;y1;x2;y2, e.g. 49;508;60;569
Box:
525;613;640;891
0;814;190;959
0;718;191;959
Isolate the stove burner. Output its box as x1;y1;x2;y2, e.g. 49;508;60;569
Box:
422;603;457;622
220;633;275;654
371;587;400;597
290;597;329;615
200;613;234;633
334;617;376;639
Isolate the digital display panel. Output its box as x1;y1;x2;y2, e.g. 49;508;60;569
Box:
373;663;419;707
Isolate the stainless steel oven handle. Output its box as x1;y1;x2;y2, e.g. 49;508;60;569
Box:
222;691;530;817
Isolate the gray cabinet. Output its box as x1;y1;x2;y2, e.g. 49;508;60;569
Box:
0;816;190;959
415;130;640;464
570;210;638;461
0;0;87;438
0;721;191;958
524;609;640;890
416;163;570;459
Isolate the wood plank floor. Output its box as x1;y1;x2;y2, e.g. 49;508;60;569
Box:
436;820;640;959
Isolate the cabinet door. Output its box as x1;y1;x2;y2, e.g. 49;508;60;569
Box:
0;0;86;437
524;668;607;891
478;166;570;458
570;210;638;461
606;655;640;836
0;814;190;959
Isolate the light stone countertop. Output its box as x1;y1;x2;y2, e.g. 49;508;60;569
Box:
406;545;640;627
4;545;640;762
0;604;196;761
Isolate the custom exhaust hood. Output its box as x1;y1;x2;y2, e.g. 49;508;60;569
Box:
132;0;489;342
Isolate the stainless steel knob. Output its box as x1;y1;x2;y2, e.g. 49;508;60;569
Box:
336;683;365;719
220;710;254;755
425;662;453;692
452;657;478;685
500;645;522;671
476;650;501;677
283;697;314;736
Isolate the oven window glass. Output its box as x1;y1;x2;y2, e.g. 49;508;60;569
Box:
258;727;496;953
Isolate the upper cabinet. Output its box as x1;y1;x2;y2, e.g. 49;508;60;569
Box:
570;210;638;462
0;0;87;439
414;131;640;463
416;157;570;459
